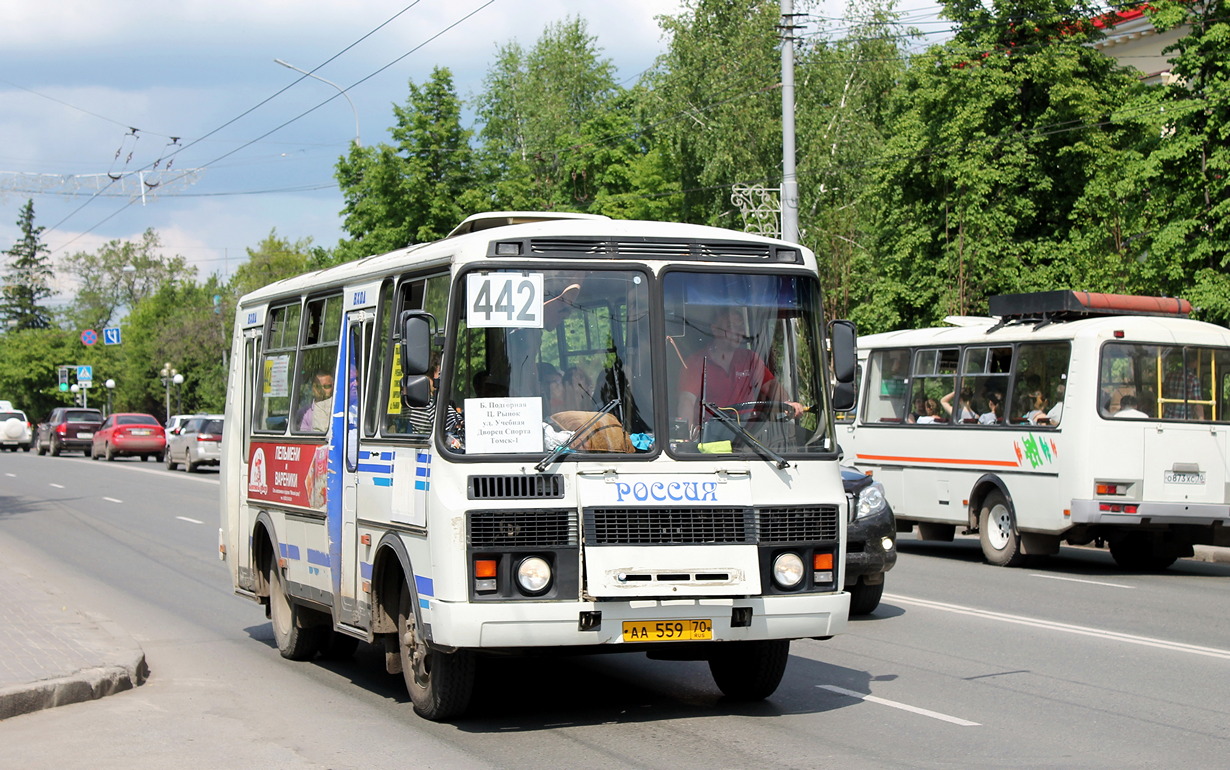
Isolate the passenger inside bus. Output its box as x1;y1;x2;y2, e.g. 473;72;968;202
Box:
940;388;976;422
1114;394;1149;418
298;371;335;432
978;391;1003;425
915;398;944;424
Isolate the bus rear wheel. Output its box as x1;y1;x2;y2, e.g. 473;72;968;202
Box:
398;588;474;721
979;491;1026;567
707;639;790;701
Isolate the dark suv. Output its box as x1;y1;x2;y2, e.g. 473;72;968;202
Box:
36;407;104;456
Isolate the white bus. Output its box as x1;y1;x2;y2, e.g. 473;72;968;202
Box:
220;212;857;720
841;291;1230;570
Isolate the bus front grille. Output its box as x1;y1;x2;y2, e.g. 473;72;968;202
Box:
582;505;841;546
468;509;578;548
468;474;564;500
584;507;754;545
759;505;841;542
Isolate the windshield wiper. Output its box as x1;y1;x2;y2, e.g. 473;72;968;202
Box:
700;400;790;470
535;398;622;472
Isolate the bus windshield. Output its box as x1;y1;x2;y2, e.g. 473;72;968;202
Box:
665;271;830;457
448;267;654;456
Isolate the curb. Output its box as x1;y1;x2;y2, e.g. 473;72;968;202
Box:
0;654;149;721
1191;545;1230;565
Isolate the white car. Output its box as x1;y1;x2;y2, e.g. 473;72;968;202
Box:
165;414;224;472
0;409;33;452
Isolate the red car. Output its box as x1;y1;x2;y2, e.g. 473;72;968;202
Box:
91;413;167;462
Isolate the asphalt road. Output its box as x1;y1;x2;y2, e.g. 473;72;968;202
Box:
1;450;1228;768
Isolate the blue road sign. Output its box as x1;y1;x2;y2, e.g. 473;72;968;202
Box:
103;327;122;345
77;365;93;384
81;329;97;346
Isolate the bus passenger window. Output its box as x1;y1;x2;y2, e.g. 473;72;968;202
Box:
1010;343;1070;426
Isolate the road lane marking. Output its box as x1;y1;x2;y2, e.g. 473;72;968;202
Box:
886;594;1230;660
176;516;203;524
4;473;14;478
50;483;64;488
103;497;123;503
1030;574;1134;589
819;685;980;726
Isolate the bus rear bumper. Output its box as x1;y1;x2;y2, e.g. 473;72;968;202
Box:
425;593;850;649
1069;499;1230;527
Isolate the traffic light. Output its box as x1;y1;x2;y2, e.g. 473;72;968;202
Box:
57;366;69;392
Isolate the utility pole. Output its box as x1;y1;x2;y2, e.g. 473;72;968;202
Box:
780;0;800;244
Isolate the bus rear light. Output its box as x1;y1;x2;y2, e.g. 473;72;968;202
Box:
1099;503;1139;514
1096;483;1124;495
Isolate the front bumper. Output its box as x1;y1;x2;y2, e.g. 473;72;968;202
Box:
422;593;850;649
845;507;897;584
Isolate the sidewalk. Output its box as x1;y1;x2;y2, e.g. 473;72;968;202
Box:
0;565;148;721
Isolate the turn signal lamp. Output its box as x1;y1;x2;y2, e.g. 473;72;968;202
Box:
474;559;498;593
812;552;834;584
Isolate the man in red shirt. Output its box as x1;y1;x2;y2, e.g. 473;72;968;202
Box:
676;309;803;432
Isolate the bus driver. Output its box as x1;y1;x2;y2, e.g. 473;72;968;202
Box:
676;308;804;430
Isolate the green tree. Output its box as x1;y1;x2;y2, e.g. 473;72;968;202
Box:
1;200;55;331
335;67;478;261
0;328;80;419
1118;1;1230;322
229;229;316;299
475;17;619;210
648;0;785;227
62;228;192;332
870;0;1146;329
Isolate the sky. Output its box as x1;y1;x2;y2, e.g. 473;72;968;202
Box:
0;0;947;303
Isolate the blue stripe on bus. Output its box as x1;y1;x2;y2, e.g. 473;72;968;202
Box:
415;480;429;491
279;543;301;560
357;462;393;474
415;465;430;478
360;562;373;580
419;598;430;610
415;575;434;597
307;549;330;567
373;477;393;487
363;449;395;461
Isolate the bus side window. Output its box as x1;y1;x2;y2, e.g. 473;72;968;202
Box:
1010;342;1071;426
863;349;910;423
293;295;343;434
256;303;301;433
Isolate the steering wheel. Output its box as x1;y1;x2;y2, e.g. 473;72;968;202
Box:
725;400;797;422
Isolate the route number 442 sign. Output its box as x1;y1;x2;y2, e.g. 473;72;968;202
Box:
466;273;543;328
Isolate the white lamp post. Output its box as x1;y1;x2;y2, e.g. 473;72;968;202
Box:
274;58;361;147
160;363;178;421
105;378;116;417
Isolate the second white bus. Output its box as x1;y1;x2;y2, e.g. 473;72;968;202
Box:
840;291;1230;570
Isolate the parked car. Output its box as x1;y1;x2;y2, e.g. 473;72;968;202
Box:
90;413;166;462
165;415;224;472
36;407;104;456
0;409;33;452
165;414;199;434
842;466;897;616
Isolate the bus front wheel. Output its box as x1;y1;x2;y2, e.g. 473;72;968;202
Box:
398;588;474;721
268;563;323;660
707;639;790;701
979;491;1026;567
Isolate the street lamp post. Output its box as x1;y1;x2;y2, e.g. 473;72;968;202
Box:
160;363;178;421
105;378;116;418
274;58;361;147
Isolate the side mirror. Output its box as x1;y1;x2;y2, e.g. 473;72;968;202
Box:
398;310;436;376
829;319;858;413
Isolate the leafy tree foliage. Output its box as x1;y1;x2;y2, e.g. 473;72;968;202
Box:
871;0;1147;328
1;200;55;331
62;228;192;332
230;229;316;299
336;67;479;261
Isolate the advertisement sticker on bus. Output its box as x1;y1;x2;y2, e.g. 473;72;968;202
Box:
247;441;330;509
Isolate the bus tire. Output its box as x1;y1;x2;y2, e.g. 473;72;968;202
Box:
268;563;323;661
1109;533;1179;571
399;588;474;721
979;491;1026;567
707;639;790;701
848;575;885;616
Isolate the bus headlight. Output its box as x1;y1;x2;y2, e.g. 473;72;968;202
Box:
516;556;552;595
772;552;805;589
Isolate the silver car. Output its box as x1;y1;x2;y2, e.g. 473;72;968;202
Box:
0;409;32;452
164;415;224;472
